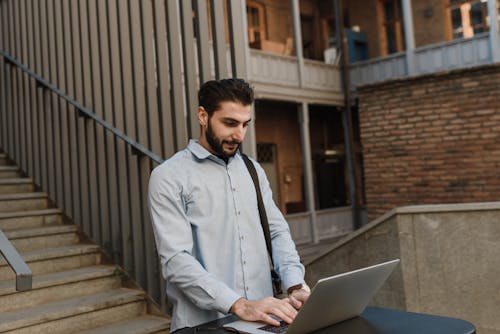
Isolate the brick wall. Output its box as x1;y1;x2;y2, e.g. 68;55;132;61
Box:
358;64;500;221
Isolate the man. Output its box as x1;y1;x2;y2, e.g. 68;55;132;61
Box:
149;79;310;332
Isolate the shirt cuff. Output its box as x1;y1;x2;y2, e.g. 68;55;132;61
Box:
281;270;305;293
214;288;242;314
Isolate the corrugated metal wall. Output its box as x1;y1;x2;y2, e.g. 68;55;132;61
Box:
0;0;247;310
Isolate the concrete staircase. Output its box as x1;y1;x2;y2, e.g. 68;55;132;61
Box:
0;153;170;333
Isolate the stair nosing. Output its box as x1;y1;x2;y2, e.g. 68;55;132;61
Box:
0;178;33;185
0;265;119;296
0;288;145;332
0;244;100;266
4;224;78;239
0;208;62;219
75;315;171;334
0;166;18;171
0;192;48;200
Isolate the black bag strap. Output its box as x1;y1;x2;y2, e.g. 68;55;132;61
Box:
241;154;282;296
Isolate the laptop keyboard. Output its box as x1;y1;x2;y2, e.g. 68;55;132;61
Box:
258;321;289;333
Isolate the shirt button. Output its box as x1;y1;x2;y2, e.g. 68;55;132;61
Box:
246;287;249;291
238;211;241;215
240;236;244;240
232;188;236;191
243;260;247;265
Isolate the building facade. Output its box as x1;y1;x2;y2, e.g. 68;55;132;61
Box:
341;0;500;219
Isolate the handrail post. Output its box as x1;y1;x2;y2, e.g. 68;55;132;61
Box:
0;230;32;291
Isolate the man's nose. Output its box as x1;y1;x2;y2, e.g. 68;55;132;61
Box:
232;125;246;142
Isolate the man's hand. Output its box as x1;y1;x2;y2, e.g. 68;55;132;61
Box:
287;286;310;310
230;297;298;326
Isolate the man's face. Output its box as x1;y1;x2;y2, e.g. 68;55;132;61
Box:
199;101;252;158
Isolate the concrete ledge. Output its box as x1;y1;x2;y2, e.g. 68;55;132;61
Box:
306;201;500;266
305;201;500;334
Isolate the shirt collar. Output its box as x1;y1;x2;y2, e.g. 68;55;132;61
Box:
187;139;240;164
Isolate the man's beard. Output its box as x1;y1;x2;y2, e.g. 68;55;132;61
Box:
205;121;241;158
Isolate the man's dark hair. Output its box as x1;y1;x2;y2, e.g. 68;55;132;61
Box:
198;78;254;116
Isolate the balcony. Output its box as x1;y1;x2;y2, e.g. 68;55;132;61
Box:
349;32;496;89
247;49;344;105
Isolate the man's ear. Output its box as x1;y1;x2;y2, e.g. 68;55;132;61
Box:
198;107;208;126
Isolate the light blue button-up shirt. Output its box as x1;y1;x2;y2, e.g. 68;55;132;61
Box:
148;140;305;331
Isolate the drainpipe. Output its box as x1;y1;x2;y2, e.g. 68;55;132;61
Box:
401;0;416;75
487;0;500;63
334;0;362;229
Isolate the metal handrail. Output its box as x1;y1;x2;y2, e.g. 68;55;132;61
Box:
0;50;163;165
0;230;32;291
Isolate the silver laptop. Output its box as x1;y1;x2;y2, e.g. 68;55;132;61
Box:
225;259;400;334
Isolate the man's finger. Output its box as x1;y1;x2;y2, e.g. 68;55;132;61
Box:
288;296;302;309
262;313;281;326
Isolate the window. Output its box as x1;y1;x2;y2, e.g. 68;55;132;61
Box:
380;0;405;54
449;0;489;39
247;1;266;47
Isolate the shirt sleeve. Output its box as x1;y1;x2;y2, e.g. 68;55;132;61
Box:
148;165;241;314
252;160;306;291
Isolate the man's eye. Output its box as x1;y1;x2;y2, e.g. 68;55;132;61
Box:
224;121;238;127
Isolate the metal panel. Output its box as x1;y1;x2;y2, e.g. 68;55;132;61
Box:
127;0;147;288
180;0;200;140
97;0;118;262
15;0;28;171
0;1;6;150
78;0;95;235
152;0;175;159
59;0;74;219
87;0;103;243
87;0;106;245
74;0;91;236
29;0;42;187
151;0;172;306
20;0;33;179
117;0;136;275
210;0;228;79
139;0;161;299
194;0;212;84
37;0;49;193
12;0;22;165
47;0;64;210
166;0;188;150
65;0;81;225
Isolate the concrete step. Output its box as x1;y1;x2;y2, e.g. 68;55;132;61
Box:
0;192;49;212
0;208;63;231
297;236;345;265
0;244;101;280
0;166;20;178
0;178;34;194
0;288;146;333
0;153;8;166
4;225;80;252
76;315;171;334
0;265;121;312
